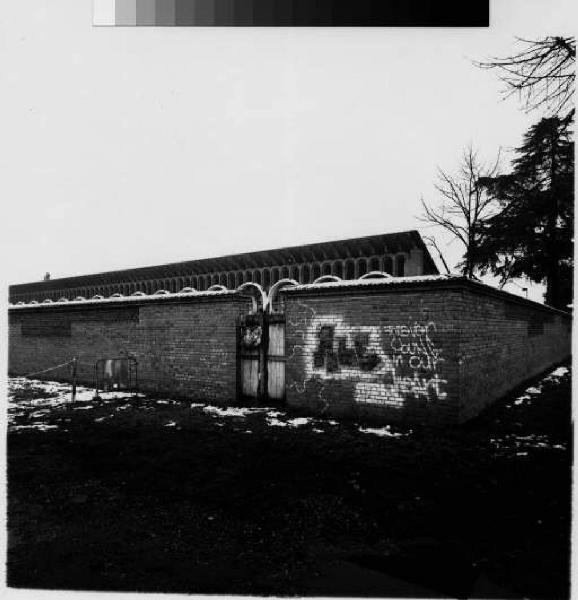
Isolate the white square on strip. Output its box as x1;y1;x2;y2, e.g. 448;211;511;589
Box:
93;0;116;26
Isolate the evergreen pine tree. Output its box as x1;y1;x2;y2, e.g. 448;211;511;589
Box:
478;115;574;309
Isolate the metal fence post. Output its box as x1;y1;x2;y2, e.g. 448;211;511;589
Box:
71;358;77;403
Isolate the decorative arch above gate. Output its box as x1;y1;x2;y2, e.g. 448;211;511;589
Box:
236;282;266;314
267;278;299;313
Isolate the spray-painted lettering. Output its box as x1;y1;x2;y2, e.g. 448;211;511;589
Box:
301;316;447;407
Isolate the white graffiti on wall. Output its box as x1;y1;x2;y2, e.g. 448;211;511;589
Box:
296;315;447;407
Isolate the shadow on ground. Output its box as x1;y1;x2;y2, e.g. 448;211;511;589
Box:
7;364;571;598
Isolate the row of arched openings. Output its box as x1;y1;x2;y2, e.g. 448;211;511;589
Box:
13;254;407;303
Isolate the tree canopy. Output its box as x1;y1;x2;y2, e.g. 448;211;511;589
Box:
477;114;574;309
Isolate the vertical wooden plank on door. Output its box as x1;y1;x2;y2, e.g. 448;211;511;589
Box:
267;317;286;400
238;315;263;400
241;354;259;397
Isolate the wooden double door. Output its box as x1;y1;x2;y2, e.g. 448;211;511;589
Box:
238;312;286;402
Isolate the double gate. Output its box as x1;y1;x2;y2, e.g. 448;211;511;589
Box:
237;312;286;402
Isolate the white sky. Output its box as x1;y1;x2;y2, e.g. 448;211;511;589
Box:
1;0;576;304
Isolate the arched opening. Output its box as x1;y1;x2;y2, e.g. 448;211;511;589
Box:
289;266;299;281
271;267;280;284
227;273;235;289
345;260;355;280
396;255;406;277
211;273;219;286
220;273;228;286
197;277;206;291
369;257;380;272
280;266;289;279
357;259;368;278
301;264;310;283
262;269;271;289
235;272;243;287
383;257;393;274
333;261;343;278
244;270;253;283
312;263;321;280
253;270;262;285
322;263;332;276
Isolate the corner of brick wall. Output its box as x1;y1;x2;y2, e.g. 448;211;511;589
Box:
456;289;571;422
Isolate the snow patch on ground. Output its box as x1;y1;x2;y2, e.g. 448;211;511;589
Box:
286;417;313;427
266;416;288;427
203;406;274;418
525;386;542;394
359;426;409;438
514;395;532;405
491;434;567;454
12;424;60;432
545;366;570;380
265;415;315;428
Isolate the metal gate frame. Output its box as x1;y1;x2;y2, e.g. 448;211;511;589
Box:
94;356;138;396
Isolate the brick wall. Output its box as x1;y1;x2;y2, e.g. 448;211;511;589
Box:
8;277;571;423
456;285;572;422
8;295;252;404
281;286;462;425
281;279;571;425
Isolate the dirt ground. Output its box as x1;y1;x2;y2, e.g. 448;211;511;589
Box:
7;364;571;598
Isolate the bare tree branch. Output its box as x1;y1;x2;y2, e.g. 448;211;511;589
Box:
474;36;575;116
419;146;501;277
423;235;451;274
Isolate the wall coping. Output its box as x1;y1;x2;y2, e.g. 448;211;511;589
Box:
279;274;573;320
8;289;250;313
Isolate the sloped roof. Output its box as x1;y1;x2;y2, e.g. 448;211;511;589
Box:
9;230;438;295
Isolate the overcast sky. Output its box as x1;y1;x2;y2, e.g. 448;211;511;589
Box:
1;0;575;302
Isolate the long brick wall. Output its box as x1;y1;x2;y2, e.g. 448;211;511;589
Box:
8;293;252;403
456;284;572;421
8;276;572;425
280;278;572;425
